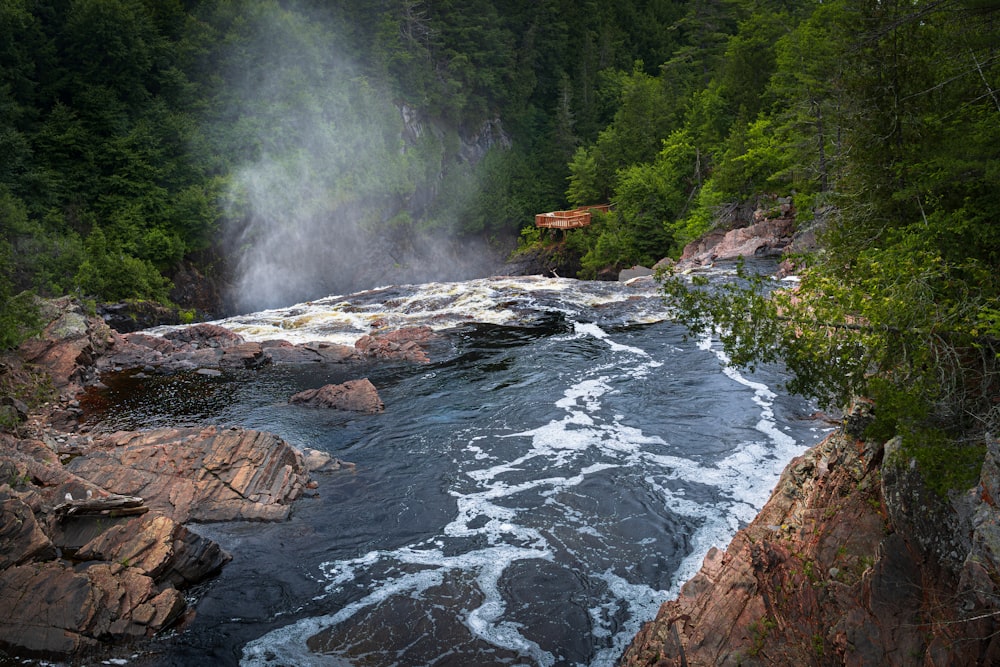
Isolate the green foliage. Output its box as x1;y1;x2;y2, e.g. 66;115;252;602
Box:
0;189;40;348
567;146;602;208
614;129;701;260
651;0;1000;496
74;227;171;302
574;211;640;279
672;178;729;251
897;428;987;499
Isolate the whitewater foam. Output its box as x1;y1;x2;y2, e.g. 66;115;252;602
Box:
237;286;813;667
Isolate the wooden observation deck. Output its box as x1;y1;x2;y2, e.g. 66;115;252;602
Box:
535;204;611;229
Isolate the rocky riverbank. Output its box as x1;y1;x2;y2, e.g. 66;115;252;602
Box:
620;405;1000;665
0;298;434;662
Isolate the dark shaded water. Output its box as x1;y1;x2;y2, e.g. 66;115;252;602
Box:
61;275;828;667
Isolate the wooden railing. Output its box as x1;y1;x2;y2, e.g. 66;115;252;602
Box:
535;204;611;229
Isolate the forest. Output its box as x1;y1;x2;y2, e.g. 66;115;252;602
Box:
1;1;999;477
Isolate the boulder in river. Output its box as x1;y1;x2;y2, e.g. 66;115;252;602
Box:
355;326;436;363
289;378;385;414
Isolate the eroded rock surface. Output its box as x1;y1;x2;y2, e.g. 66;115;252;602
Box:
0;433;230;656
66;426;311;522
620;427;1000;666
675;217;796;269
289;378;385;413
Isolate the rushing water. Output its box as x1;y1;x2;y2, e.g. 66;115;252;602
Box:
82;272;830;667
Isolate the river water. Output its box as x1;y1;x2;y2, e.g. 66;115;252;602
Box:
83;271;829;667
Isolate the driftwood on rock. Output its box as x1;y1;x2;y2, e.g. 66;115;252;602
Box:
52;493;148;519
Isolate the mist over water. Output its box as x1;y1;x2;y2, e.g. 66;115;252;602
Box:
215;4;509;314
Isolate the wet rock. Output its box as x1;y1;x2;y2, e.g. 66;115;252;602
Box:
161;323;244;349
355;326;435;363
300;447;356;473
219;341;267;369
290;378;385;414
98;301;180;334
619;265;655;282
261;339;359;365
0;432;230;657
72;513;229;587
65;426;311;522
0;560;186;652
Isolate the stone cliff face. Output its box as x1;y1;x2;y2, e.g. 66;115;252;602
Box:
621;416;1000;666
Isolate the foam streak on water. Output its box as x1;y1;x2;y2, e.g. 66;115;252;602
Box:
238;277;817;667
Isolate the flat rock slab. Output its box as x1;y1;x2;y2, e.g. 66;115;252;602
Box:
66;426;311;522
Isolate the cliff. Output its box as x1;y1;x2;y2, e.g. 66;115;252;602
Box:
620;409;1000;665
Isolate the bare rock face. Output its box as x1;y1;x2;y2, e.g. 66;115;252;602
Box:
0;432;230;657
677;217;796;268
620;427;1000;666
16;297;116;392
0;498;57;567
65;426;311;522
289;378;385;414
0;559;187;654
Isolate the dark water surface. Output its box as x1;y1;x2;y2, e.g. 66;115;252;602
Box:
70;275;829;667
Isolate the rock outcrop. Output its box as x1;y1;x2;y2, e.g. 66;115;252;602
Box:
354;326;436;363
0;433;230;655
65;426;312;522
16;297;117;393
620;424;1000;666
98;323;436;375
289;378;385;414
675;217;796;269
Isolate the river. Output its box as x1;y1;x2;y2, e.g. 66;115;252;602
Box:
82;271;830;667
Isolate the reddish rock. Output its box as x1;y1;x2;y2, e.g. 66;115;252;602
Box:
161;323;244;349
678;218;796;268
0;560;186;652
66;426;311;522
262;340;359;364
16;298;116;391
0;434;229;657
72;513;229;587
0;498;57;567
218;341;267;369
620;427;1000;667
355;326;436;363
289;378;385;413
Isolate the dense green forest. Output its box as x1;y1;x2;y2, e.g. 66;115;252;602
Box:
1;0;999;466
